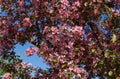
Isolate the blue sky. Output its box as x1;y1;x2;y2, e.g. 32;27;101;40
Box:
14;42;50;70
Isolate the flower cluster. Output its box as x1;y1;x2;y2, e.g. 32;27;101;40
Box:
26;46;39;56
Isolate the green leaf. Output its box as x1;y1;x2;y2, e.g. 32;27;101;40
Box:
104;52;109;58
74;48;79;52
110;54;115;57
109;54;116;60
111;34;116;43
4;60;9;64
62;64;67;68
94;63;98;67
0;70;4;75
67;70;71;75
91;49;96;53
0;22;2;26
99;60;104;65
18;65;21;70
35;42;39;46
52;59;57;63
108;71;113;76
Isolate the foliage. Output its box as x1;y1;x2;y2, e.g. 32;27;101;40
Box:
0;51;35;79
0;0;120;79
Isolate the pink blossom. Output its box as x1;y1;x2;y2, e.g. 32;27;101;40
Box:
44;2;48;6
25;46;39;56
73;66;82;73
49;9;54;13
68;61;73;65
18;0;24;7
21;62;27;68
2;73;11;79
27;63;32;67
21;62;33;69
32;46;39;53
32;0;40;5
51;27;59;34
40;42;48;52
58;69;63;78
61;0;69;5
2;20;6;25
59;8;70;18
43;26;49;34
93;0;96;2
74;26;83;32
23;18;32;27
71;26;84;35
24;18;30;22
74;1;81;7
67;41;74;48
32;66;37;70
26;47;34;56
69;66;74;71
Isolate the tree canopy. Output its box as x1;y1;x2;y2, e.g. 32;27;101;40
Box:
0;0;120;79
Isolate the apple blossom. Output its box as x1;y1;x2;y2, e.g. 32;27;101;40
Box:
0;0;120;78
